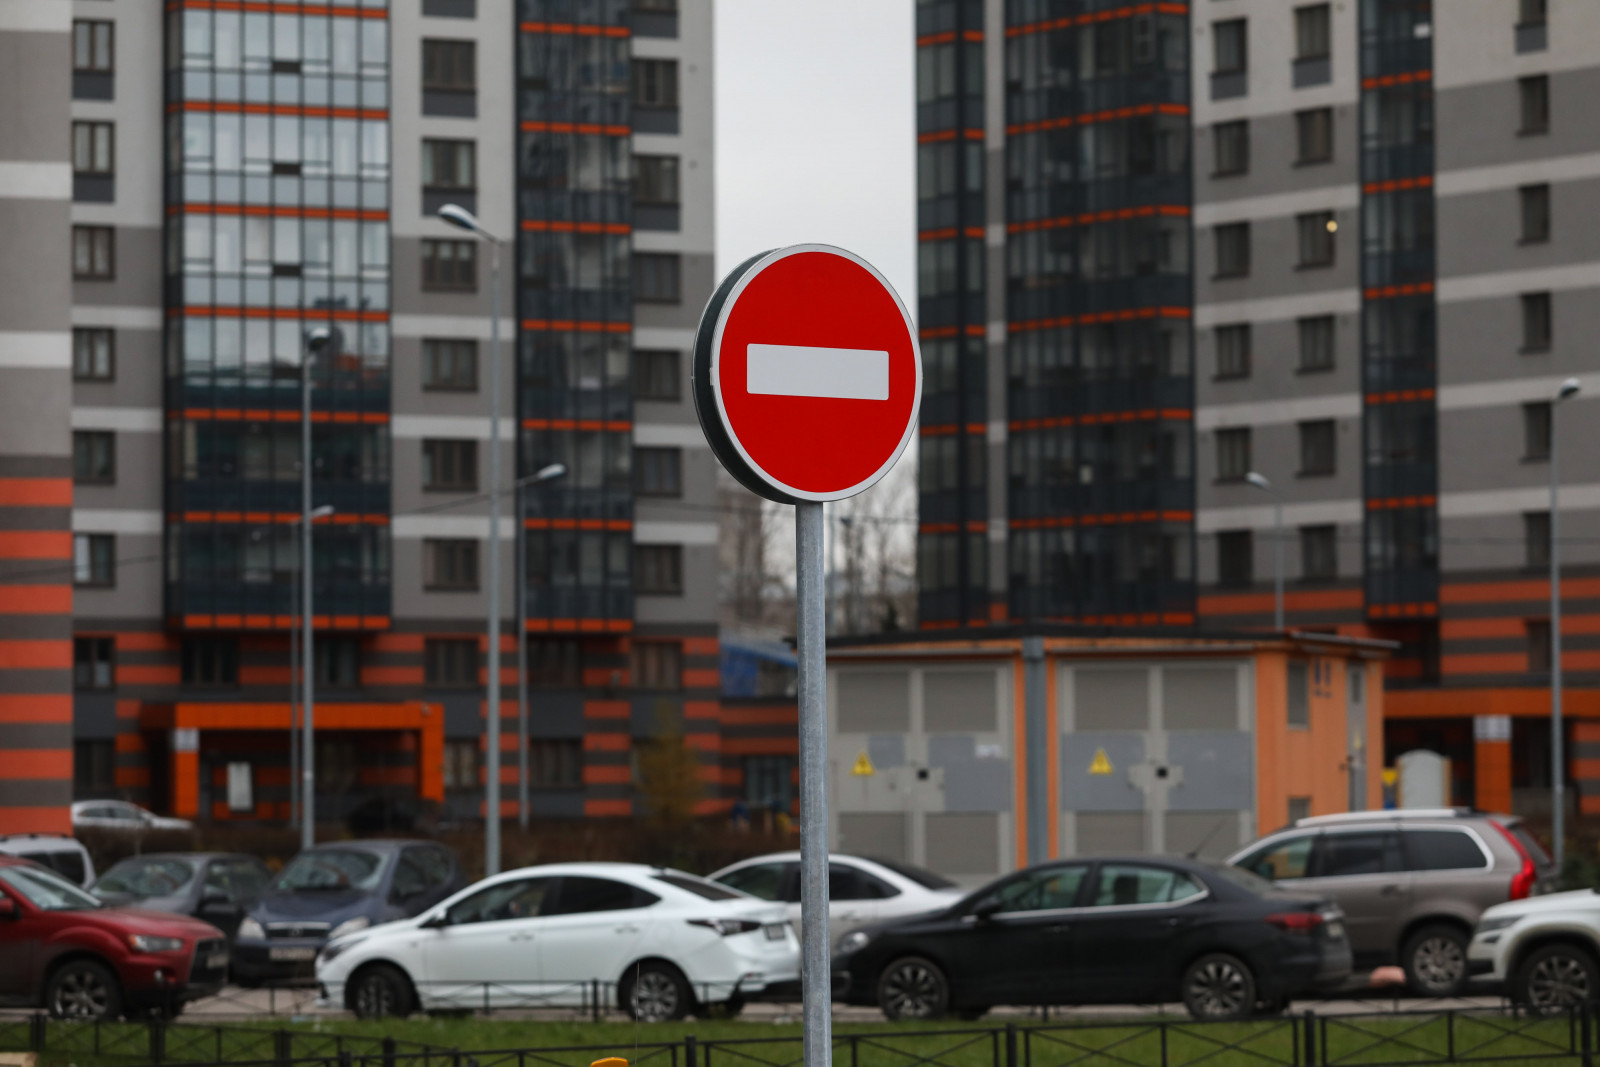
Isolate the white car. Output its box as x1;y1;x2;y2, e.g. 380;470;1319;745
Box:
315;862;797;1021
71;800;194;834
1468;889;1600;1007
708;852;965;944
0;833;95;886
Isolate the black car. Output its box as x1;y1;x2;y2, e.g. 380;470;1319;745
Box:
91;852;270;941
833;855;1352;1021
232;840;462;987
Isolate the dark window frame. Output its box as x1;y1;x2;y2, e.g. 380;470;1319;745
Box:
1523;400;1552;461
1293;3;1331;60
1215;426;1252;482
633;349;681;400
74;635;115;690
1297;211;1337;268
1295;107;1334;164
634;544;683;595
1519;75;1550;134
421;138;477;191
1300;524;1338;582
72;120;115;176
1521;291;1552;352
528;738;583;790
1524;510;1551;571
1297;315;1336;373
1213;18;1248;75
181;636;239;687
424;538;480;590
422;38;476;92
1298;419;1337;476
73;533;115;588
73;226;115;280
422;238;477;291
1218;529;1254;588
72;328;115;381
422;438;479;492
634;252;681;303
1212;120;1249;177
633;446;683;497
1214;221;1251;278
633;154;681;205
631;640;682;689
422;337;478;391
631;58;680;108
1214;323;1251;379
424;637;479;688
73;430;116;485
73;19;114;73
1519;183;1551;244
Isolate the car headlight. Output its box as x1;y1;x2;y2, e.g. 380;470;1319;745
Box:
329;916;371;939
318;939;352;965
1476;915;1522;936
129;934;184;953
237;918;265;941
837;930;870;955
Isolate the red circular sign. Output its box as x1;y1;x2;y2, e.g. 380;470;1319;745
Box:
692;245;921;504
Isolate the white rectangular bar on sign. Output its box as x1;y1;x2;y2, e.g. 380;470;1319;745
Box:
746;343;890;401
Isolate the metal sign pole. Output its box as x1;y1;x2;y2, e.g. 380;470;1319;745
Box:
794;500;830;1067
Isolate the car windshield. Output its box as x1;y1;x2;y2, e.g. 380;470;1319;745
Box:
272;849;387;892
867;856;956;890
654;872;745;900
95;858;197;898
0;865;103;910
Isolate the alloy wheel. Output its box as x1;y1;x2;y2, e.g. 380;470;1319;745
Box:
354;975;398;1018
52;968;111;1019
1528;953;1592;1007
882;961;943;1019
631;970;681;1022
1412;936;1466;992
1186;959;1249;1018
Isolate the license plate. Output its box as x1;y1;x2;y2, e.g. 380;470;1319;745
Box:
764;924;787;941
206;953;229;970
268;947;317;962
1325;921;1346;941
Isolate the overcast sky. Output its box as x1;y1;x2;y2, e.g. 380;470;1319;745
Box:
714;0;916;306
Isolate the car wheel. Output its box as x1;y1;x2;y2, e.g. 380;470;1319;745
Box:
1181;953;1256;1021
1402;924;1470;997
348;964;413;1019
1514;944;1600;1010
877;957;949;1021
621;962;692;1023
46;960;123;1020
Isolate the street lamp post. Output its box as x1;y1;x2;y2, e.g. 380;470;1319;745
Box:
438;204;509;875
515;464;567;831
300;328;335;851
288;504;334;832
1246;471;1284;631
1550;377;1581;873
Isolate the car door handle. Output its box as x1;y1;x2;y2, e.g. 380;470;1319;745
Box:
614;924;640;934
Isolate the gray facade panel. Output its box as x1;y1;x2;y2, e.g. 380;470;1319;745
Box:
0;32;70;162
0;367;73;459
1195;109;1359;205
1197;214;1359;304
1435;66;1600;172
71;226;162;309
71;327;163;410
1438;178;1600;280
1196;313;1359;407
1059;732;1145;812
0;202;71;331
1166;732;1254;810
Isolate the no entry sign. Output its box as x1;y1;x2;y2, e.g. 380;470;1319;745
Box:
692;244;921;504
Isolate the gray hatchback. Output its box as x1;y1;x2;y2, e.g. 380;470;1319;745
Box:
1228;809;1555;995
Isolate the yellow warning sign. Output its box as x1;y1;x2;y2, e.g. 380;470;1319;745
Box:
851;750;875;776
1088;748;1114;776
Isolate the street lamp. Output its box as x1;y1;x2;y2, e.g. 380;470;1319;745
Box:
437;203;510;875
1246;471;1284;631
300;327;336;851
1550;376;1580;872
287;504;334;832
515;463;567;831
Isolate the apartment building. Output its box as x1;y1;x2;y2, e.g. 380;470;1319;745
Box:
0;0;744;833
916;0;1600;817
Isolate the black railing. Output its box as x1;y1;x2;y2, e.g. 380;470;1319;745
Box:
0;1014;452;1066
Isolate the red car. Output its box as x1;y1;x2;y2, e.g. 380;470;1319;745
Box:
0;855;228;1018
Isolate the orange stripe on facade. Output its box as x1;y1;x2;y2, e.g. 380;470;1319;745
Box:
518;120;631;136
175;101;386;119
1005;3;1186;38
1008;306;1191;331
1006;101;1188;137
0;808;71;833
1361;69;1432;90
0;586;71;615
0;478;72;507
0;641;71;669
1007;408;1191;432
518;21;629;37
1444;577;1600;605
0;531;73;559
0;695;71;724
1007;203;1190;233
0;750;71;780
177;306;389;323
174;1;387;17
1005;509;1191;530
1363;282;1435;301
1197;588;1365;615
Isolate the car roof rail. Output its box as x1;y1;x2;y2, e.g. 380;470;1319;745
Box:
1294;807;1471;827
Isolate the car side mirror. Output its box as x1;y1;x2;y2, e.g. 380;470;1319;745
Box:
418;911;449;929
0;897;16;919
971;899;1002;922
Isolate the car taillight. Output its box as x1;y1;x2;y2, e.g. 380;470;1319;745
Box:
1492;821;1538;900
1265;911;1325;934
687;918;763;937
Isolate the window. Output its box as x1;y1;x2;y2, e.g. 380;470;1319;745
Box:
634;155;680;204
980;865;1087;914
1523;401;1552;460
73;226;114;279
1522;292;1552;351
1235;833;1312;880
1519;75;1549;134
1287;797;1312;824
72;122;114;176
422;439;478;491
1214;222;1250;277
634;253;681;303
445;876;553;923
443;739;480;790
425;638;478;687
1213;19;1247;74
1316;831;1403;877
1520;0;1547;24
73;20;114;72
1525;511;1551;570
1407;829;1489;871
422;338;477;391
528;639;582;686
1301;525;1337;581
392;847;453;903
1297;211;1337;268
422;39;475;91
1295;108;1333;164
1214;324;1251;379
548;876;656;915
634;545;683;594
1212;120;1249;176
1091;865;1204;907
424;538;479;589
1287;660;1309;727
315;740;359;792
633;350;680;400
632;641;682;688
1298;316;1335;372
182;637;238;686
632;58;679;108
1527;618;1552;673
528;738;582;789
422;238;476;290
73;533;114;587
1215;427;1251;481
73;431;115;484
75;740;115;793
421;139;475;190
72;328;113;380
1520;184;1551;243
1298;419;1336;475
830;864;896;901
634;447;682;497
314;636;361;688
74;636;114;690
744;756;794;811
1294;4;1331;59
1218;530;1253;587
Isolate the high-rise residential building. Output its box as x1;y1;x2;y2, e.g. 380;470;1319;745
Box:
0;0;750;833
917;0;1600;815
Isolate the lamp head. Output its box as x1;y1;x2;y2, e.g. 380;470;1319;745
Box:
437;203;482;235
1558;377;1581;402
1245;471;1272;492
305;326;337;356
534;463;567;483
311;505;336;520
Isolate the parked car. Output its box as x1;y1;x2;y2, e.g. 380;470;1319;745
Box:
91;853;272;941
709;852;964;942
1468;890;1600;1007
71;800;194;835
833;855;1350;1021
232;840;461;986
0;855;228;1019
0;833;95;887
1228;808;1554;996
315;862;799;1021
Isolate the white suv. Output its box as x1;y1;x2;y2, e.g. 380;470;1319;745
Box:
1469;890;1600;1007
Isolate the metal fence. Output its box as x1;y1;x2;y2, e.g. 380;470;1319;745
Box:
0;1014;452;1066
18;1007;1598;1067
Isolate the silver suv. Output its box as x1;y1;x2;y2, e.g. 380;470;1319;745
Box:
1228;809;1554;995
